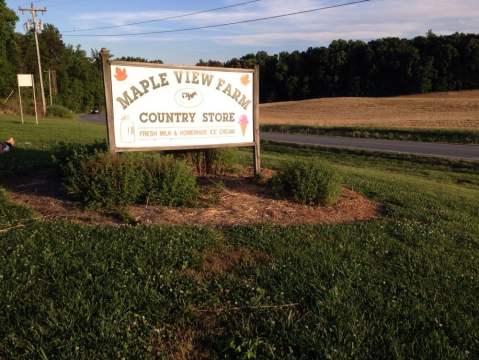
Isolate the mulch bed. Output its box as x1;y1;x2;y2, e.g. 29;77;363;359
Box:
2;170;382;226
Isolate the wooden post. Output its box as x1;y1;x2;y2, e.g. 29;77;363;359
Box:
253;64;261;176
18;84;24;124
34;28;46;116
52;70;57;96
32;75;38;125
100;48;117;153
48;69;53;106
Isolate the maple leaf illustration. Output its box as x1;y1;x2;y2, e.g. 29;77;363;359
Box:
240;74;250;86
114;67;127;81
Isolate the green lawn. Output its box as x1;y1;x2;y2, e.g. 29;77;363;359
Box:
0;115;106;174
0;114;478;359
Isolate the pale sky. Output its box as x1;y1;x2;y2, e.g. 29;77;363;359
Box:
8;0;479;64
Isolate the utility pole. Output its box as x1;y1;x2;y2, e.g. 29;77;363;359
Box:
46;69;53;106
19;2;47;116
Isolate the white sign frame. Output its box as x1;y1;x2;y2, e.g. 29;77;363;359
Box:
100;49;261;174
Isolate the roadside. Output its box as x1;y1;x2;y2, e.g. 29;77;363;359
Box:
261;124;479;144
262;132;479;162
79;113;479;161
80;113;105;123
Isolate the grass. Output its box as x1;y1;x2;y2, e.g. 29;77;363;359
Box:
0;188;32;228
0;114;478;358
261;124;479;144
0;115;105;174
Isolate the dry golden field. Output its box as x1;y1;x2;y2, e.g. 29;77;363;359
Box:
260;90;479;130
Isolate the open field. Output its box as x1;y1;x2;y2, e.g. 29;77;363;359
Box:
0;115;478;358
260;90;479;130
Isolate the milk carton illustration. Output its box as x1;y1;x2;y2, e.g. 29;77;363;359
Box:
120;115;135;143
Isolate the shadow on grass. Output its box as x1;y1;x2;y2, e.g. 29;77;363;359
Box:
0;147;54;176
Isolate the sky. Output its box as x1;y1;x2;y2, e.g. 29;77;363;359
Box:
7;0;479;64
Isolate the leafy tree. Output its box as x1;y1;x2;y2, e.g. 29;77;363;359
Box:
116;56;163;64
196;59;223;67
0;0;19;96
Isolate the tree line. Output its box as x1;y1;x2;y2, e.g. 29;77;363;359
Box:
0;1;103;112
1;0;478;112
219;31;479;102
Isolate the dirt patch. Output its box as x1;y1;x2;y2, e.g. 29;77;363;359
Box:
186;246;271;282
149;316;221;360
2;171;382;226
148;325;198;360
2;172;118;225
202;247;269;275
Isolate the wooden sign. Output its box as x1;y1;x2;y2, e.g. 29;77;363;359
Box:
100;49;260;175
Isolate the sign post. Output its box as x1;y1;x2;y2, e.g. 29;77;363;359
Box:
253;64;261;175
17;74;38;125
100;48;261;175
18;82;24;125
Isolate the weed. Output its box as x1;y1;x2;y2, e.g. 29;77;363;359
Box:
46;105;75;119
142;156;199;207
65;152;143;208
180;149;239;175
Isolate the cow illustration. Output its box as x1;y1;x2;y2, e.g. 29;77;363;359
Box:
182;91;197;101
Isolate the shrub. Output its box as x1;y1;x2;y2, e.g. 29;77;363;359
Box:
271;160;342;206
142;156;198;206
59;148;199;208
65;153;143;208
181;149;238;175
46;105;74;118
52;141;108;176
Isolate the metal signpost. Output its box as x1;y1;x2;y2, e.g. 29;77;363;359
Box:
100;48;261;175
17;74;38;125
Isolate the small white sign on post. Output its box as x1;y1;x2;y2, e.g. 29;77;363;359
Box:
17;74;33;87
17;74;38;125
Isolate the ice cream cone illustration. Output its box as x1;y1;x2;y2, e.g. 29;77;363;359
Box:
239;115;249;136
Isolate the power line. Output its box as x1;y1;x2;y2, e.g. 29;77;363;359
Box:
63;0;371;37
63;0;262;33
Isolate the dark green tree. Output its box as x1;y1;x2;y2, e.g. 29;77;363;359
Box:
0;0;19;96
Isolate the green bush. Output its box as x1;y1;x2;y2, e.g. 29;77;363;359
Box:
271;160;342;206
52;141;108;176
46;105;74;118
142;156;198;206
180;149;238;175
65;153;143;208
59;148;199;208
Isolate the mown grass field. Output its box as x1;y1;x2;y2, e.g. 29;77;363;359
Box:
0;114;478;358
260;90;479;130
